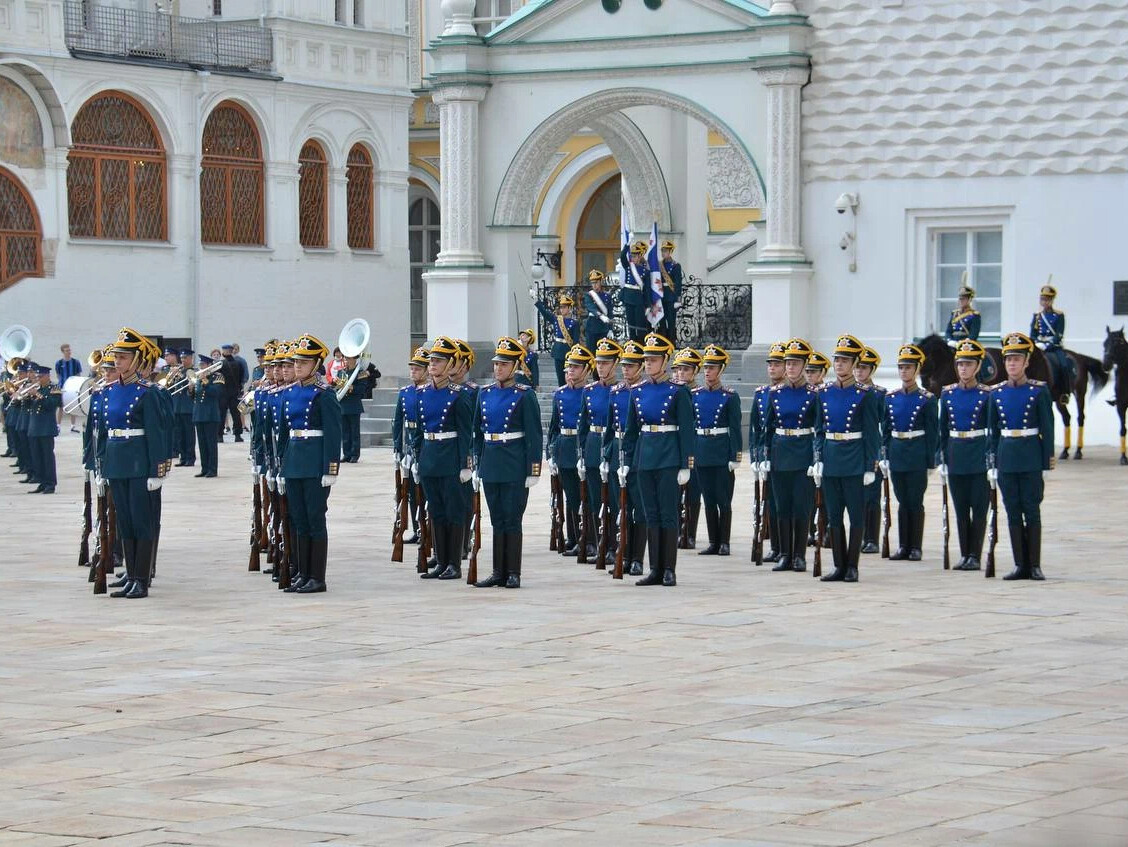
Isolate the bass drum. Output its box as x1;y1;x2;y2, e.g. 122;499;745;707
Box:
63;375;95;417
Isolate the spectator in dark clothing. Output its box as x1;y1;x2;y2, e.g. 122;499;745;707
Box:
220;343;244;442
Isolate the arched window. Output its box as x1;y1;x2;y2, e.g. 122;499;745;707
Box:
67;91;167;241
200;101;264;245
346;144;373;250
0;167;42;292
298;140;328;248
575;174;621;281
408;190;440;344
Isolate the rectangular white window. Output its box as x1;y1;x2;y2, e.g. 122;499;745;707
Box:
473;0;522;35
934;228;1002;338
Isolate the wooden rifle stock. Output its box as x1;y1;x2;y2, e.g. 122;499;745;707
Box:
985;484;998;578
467;488;481;584
416;485;431;573
78;478;92;569
578;477;590;564
613;481;628;579
278;494;291;590
249;478;262;572
812;485;824;578
596;479;610;570
752;472;763;566
391;466;405;562
259;478;269;552
549;474;563;551
677;483;689;548
881;475;892;559
92;486;109;594
941;479;951;571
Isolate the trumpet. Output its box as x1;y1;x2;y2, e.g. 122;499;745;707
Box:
158;365;182;389
169;359;221;395
63;378;108;414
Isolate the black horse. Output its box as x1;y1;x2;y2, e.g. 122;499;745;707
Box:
917;334;1108;459
1103;326;1128;466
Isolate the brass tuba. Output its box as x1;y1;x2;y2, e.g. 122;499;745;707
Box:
335;318;370;401
1;324;33;370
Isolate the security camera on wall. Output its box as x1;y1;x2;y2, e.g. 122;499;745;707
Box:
835;192;858;215
839;232;854;251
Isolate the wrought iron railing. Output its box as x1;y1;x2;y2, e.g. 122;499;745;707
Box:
63;1;273;74
532;276;753;353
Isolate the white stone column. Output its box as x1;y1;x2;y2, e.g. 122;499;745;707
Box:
329;166;348;251
756;65;808;263
433;84;488;267
769;0;800;14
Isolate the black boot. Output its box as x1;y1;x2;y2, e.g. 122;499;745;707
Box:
1026;524;1044;581
960;514;986;570
124;539;152;598
637;526;664;585
889;509;910;560
844;525;863;582
462;520;472;560
790;517;807;572
284;535;308;591
438;524;463;579
421;522;447;578
629;522;646;576
954;514;970;568
862;502;880;554
296;538;328;592
763;508;781;562
111;538;137;597
699;507;720;555
661;528;678;586
562;510;579;556
685;502;700;549
475;533;506;587
718;509;732;556
505;533;522;588
821;527;847;581
1003;522;1029;580
908;510;924;561
772;518;793;571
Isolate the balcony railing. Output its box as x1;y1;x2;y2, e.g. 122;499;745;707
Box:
63;1;273;74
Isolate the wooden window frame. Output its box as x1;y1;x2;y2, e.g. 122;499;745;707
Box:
298;139;329;249
0;166;43;293
574;174;621;283
200;100;265;246
346;143;374;250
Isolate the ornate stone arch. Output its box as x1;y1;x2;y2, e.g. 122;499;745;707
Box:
492;87;765;228
587;112;670;232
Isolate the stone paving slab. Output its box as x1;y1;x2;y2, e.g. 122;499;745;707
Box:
2;436;1128;845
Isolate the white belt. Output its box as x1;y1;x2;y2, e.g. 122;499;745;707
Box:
951;429;986;439
404;421;416;429
108;428;145;438
484;432;524;442
589;425;605;434
424;431;458;441
643;424;678;433
290;429;323;439
776;427;813;437
890;430;925;440
696;427;729;436
559;428;578;436
1000;428;1040;438
826;432;863;441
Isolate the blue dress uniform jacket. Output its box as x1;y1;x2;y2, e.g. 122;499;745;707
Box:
534;301;580;362
279;379;343;479
621;379;695;472
99;377;166;479
939;384;992;473
578;381;614;470
584;289;614;348
410;382;472;478
691;386;742;467
749;384;772;463
392;384;420;457
547;384;584;470
338;370;371;416
474;383;543;482
250;385;271;469
26;385;61;438
191;376;224;423
83;389;105;471
764;382;820;472
883;388;938;472
1030;310;1065;352
816;383;881;477
516;350;540;389
172;372;194;415
946;309;981;343
989;381;1055;473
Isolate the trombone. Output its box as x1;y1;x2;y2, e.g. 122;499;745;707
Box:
62;349;110;414
169;359;222;395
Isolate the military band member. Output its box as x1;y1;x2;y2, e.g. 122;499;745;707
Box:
945;284;981;347
620;240;648;342
26;365;61;493
814;335;881;583
472;336;544;588
578;338;623;564
693;345;742;555
338;352;372;463
277;334;342;593
990;332;1054;581
515;329;540;390
939;340;993;571
393;346;429;544
172;350;196;466
1030;283;1073;399
854;346;886;554
879;344;938;561
13;362;33;483
620;332;695;586
659;240;683;346
414;336;474;581
750;342;787;561
192;354;224;478
547;344;593;556
98;328;168;599
602;339;647;576
672;348;703;548
763;339;820;572
534;294;581;386
584;270;615;351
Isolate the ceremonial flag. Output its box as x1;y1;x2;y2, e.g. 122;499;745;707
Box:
619;192;631;287
646;221;664;328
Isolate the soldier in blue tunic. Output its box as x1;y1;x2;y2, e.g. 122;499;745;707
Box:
393;346;429;545
534;294;581;386
97;328;169;599
945;284;981;348
672;347;703;548
815;334;882;583
338;351;372;463
601;339;647;576
621;332;695;586
1029;283;1073;400
584;270;615;351
250;341;277;505
453;340;482;560
578;338;623;563
693;345;742;556
471;336;544;588
619;241;649;342
659;240;684;346
278;333;342;594
515;329;540;390
139;338;175;580
805;351;829;388
938;339;993;571
26;365;61;493
547;344;592;557
265;342;294;583
855;346;886;554
413;336;474;581
879;344;939;561
763;338;820;572
172;350;196;467
191;354;225;478
990;332;1055;581
750;342;787;562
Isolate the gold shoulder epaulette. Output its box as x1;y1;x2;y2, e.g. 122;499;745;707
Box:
450;383;462;392
769;383;783;391
920;389;934;399
943;383;957;391
1028;379;1046;387
515;382;529;391
214;374;226;384
691;386;703;393
857;383;870;391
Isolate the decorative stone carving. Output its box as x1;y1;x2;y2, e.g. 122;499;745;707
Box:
588;112;672;230
440;0;476;37
423;101;440;124
769;0;799;14
756;65;807;262
434;84;488;265
707;145;763;209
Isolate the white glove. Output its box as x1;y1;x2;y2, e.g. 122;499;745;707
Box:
1042;470;1049;480
617;465;629;486
85;469;95;483
878;459;890;478
278;477;286;495
548;459;559;476
760;460;772;477
938;463;948;482
1035;341;1048;351
677;468;691;486
266;473;276;492
472;471;481;492
459;468;473;484
400;455;413;474
146;477;163;492
393;452;401;465
599;461;609;482
252;467;261;482
577;464;586;482
728;461;737;472
96;478;107;497
946;340;958;349
599;314;610;325
525;475;539;488
321;474;337;488
863;471;876;486
987;467;998;489
807;461;823;486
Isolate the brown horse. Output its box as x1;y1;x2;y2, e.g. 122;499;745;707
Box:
916;334;1108;459
1103;326;1128;465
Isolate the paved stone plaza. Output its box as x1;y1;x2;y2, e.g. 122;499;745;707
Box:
3;435;1128;846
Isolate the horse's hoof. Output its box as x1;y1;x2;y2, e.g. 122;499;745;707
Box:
1073;450;1083;460
1059;449;1070;460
